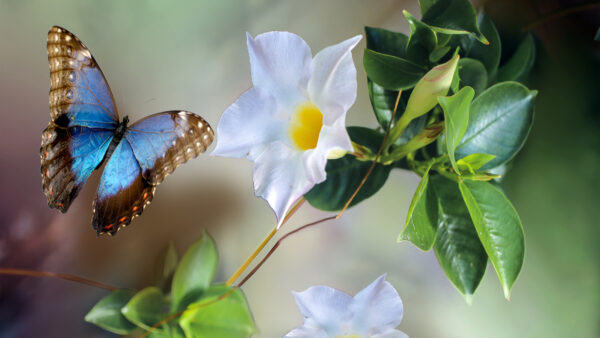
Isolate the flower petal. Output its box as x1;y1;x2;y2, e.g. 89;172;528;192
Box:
284;325;329;338
247;31;311;108
349;274;404;334
308;35;362;124
252;142;313;225
292;286;353;335
303;116;352;183
373;329;410;338
211;87;284;160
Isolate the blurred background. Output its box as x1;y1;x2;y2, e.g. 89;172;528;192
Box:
0;0;598;337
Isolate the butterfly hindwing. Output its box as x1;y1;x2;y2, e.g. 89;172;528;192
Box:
126;111;214;184
41;124;114;212
92;139;154;235
42;26;119;212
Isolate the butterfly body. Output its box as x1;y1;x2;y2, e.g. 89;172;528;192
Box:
41;26;214;235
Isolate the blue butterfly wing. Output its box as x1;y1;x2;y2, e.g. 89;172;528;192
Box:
42;26;118;212
125;111;214;184
92;111;214;235
92;139;154;235
47;26;119;128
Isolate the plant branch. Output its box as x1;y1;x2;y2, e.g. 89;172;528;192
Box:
0;268;119;291
522;1;600;31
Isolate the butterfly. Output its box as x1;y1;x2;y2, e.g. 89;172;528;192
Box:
41;26;214;236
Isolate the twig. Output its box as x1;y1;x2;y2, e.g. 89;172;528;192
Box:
522;1;600;31
0;268;118;291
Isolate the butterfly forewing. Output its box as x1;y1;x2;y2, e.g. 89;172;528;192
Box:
47;26;119;125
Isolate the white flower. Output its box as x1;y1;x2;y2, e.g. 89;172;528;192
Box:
211;31;362;227
285;275;408;338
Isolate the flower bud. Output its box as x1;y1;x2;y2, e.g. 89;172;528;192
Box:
404;53;459;121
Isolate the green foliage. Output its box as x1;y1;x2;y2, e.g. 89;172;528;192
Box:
430;175;487;301
363;49;426;90
497;33;536;82
86;234;256;337
453;13;501;82
307;2;541;300
180;285;257;338
438;86;474;173
398;168;437;250
172;233;218;311
458;58;487;95
85;289;138;334
404;10;437;65
455;82;537;169
305;127;392;211
421;0;488;44
459;180;525;299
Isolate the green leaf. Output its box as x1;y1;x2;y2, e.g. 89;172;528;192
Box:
595;27;600;41
171;233;218;312
459;180;525;299
398;169;438;250
404;10;437;65
365;26;408;58
497;33;536;82
121;287;170;332
421;0;488;44
458;58;488;95
367;80;405;129
305;127;392;211
454;13;501;81
179;285;256;338
439;86;475;173
363;48;426;90
419;0;438;16
153;242;178;291
455;82;536;169
456;153;496;174
430;175;487;301
85;289;137;335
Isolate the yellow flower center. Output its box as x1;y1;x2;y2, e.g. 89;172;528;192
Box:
289;102;323;150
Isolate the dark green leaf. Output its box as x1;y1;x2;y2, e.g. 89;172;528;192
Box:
455;82;536;169
305;127;392;211
398;169;437;250
419;0;438;16
439;86;474;173
363;48;426;90
497;33;536;82
459;180;525;299
122;287;170;331
171;233;218;311
595;27;600;41
430;175;487;301
153;242;178;291
454;13;501;82
365;26;408;58
179;285;256;338
404;10;437;65
367;80;404;129
85;289;137;335
421;0;488;44
458;58;487;95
